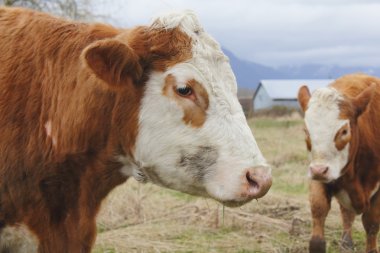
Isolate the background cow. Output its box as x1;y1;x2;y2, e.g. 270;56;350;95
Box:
0;7;272;253
298;74;380;253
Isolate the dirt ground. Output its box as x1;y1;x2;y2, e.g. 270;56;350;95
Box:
94;116;368;253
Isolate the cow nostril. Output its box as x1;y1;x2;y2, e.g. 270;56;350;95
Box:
246;171;259;189
310;165;331;182
243;167;272;199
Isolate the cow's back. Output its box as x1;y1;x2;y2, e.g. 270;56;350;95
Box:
330;73;380;98
0;7;120;161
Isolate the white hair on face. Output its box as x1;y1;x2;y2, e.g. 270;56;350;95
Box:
305;87;349;181
150;10;202;38
308;87;344;109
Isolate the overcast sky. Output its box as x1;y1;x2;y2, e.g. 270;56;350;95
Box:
95;0;380;68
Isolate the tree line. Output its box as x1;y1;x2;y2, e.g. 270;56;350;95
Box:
1;0;94;20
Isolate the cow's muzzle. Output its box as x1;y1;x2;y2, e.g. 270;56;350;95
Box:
244;166;272;199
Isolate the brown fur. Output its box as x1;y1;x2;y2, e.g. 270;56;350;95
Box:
0;7;193;253
334;123;351;151
304;127;312;152
300;74;380;253
163;75;209;128
298;85;311;112
122;25;193;72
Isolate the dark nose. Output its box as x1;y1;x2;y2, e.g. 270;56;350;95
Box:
309;165;329;180
243;166;272;199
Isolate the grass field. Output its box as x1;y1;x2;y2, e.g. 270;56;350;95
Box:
94;116;367;253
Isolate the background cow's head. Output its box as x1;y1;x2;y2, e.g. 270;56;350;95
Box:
298;79;375;183
83;11;272;206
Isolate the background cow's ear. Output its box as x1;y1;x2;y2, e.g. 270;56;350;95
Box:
298;85;311;112
84;39;142;89
352;83;376;117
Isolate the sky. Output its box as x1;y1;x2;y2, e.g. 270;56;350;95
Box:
94;0;380;68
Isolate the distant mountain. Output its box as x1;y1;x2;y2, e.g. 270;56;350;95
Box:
222;48;380;90
222;48;288;89
276;64;380;80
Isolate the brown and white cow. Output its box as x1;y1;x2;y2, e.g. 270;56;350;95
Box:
298;74;380;253
0;7;272;252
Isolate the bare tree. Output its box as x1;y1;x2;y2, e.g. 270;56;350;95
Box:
1;0;94;20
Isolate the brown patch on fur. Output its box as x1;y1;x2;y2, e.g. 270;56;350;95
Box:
305;73;380;252
88;23;120;39
304;127;312;151
163;74;209;128
83;39;143;89
124;26;193;72
147;27;193;71
297;85;311;112
338;99;356;121
334;123;351;151
113;85;145;157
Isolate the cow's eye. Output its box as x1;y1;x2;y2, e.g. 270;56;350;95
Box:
176;86;193;97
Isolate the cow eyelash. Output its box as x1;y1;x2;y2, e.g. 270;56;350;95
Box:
176;86;193;97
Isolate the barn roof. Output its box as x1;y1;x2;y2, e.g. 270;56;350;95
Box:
257;79;334;100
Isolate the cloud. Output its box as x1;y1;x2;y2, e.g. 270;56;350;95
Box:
96;0;380;67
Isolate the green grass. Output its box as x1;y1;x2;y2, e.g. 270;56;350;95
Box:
163;188;199;202
236;250;262;253
92;248;117;253
272;179;308;195
250;118;303;129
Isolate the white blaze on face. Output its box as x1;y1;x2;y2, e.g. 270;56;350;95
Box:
121;10;270;205
305;87;350;182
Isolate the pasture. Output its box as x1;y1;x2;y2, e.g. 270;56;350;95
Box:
94;116;366;253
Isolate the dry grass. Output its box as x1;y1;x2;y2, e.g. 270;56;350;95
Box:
94;116;367;253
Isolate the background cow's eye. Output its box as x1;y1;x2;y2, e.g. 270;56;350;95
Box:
342;129;348;136
176;86;193;97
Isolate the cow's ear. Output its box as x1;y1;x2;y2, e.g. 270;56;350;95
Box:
84;39;142;89
298;85;311;112
352;83;376;117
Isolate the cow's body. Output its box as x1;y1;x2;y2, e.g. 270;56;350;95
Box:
298;74;380;253
0;7;271;252
0;8;136;252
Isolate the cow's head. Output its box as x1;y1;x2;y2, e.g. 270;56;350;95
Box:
83;11;271;206
298;81;375;183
